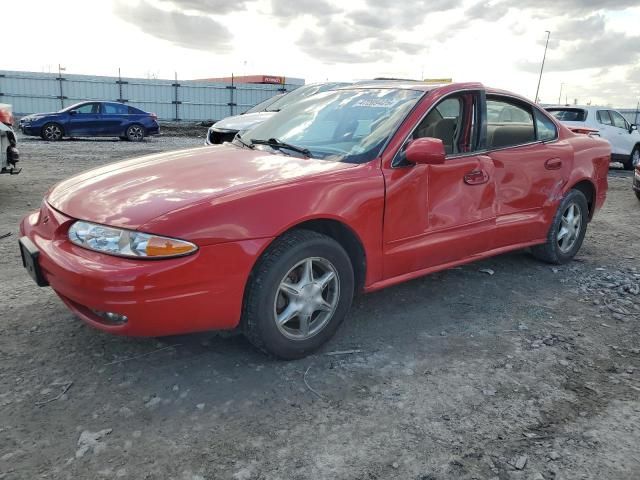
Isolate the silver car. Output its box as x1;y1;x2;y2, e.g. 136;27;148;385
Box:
205;82;349;145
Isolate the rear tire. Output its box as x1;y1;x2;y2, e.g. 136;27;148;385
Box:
531;189;589;264
125;124;145;142
626;146;640;171
41;123;64;141
242;229;354;359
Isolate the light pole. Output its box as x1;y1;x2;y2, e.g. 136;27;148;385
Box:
535;31;551;103
558;82;565;105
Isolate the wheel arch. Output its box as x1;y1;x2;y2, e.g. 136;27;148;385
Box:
248;217;368;295
569;179;596;220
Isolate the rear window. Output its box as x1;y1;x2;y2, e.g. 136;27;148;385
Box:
128;106;145;114
546;108;587;122
103;103;128;114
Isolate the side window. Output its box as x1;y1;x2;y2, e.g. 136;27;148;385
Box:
103;103;128;114
534;110;557;142
610;111;628;129
486;97;535;149
71;103;100;114
597;110;612;126
412;93;480;156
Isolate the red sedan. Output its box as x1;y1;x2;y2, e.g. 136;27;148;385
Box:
19;82;610;359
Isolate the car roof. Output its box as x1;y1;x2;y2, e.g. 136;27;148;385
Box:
338;81;486;94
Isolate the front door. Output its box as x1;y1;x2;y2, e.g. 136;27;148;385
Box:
66;102;101;136
609;110;638;157
382;90;497;280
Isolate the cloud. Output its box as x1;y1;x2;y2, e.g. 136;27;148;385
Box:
499;0;639;15
349;0;463;30
518;14;640;72
168;0;253;14
270;0;341;19
465;1;510;21
292;0;460;64
113;0;233;52
297;19;426;64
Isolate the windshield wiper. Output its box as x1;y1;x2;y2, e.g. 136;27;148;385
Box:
234;133;254;149
250;138;311;157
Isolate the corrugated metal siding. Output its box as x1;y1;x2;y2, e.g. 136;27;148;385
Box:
0;70;300;121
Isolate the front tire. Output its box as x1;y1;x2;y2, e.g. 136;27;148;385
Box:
531;189;589;264
126;124;145;142
41;123;64;141
242;230;354;359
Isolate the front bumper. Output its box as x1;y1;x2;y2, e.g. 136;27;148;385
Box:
20;202;271;337
19;124;39;136
205;127;238;145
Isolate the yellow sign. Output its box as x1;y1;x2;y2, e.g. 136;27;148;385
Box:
423;78;453;84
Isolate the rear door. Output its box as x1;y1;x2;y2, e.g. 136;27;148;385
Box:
487;96;572;247
101;103;129;135
382;90;498;279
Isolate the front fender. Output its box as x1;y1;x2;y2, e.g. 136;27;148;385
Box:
141;161;386;285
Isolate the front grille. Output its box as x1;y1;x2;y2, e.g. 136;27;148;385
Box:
208;130;237;144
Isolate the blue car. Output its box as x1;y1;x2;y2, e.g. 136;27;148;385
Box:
19;101;160;142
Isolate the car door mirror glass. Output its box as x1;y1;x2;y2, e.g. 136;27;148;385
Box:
405;138;446;165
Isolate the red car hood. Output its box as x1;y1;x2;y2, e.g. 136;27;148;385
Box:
47;145;355;229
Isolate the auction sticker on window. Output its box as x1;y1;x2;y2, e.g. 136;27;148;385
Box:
354;98;397;108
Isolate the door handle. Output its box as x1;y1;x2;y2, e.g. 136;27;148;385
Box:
545;158;562;170
464;169;489;185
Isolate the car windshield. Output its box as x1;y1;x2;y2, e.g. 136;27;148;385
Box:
241;88;424;163
546;108;587;122
264;83;346;112
244;94;284;114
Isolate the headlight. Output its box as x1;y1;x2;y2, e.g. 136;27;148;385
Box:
68;221;197;259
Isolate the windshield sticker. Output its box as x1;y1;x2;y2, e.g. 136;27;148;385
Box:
354;98;397;108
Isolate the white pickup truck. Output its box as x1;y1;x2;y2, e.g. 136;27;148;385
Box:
546;105;639;170
1;103;20;175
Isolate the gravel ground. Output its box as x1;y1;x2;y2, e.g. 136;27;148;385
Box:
1;134;639;480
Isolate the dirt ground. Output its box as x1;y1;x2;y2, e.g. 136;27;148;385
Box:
1;133;639;480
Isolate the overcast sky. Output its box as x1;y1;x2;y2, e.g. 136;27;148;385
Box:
4;0;640;106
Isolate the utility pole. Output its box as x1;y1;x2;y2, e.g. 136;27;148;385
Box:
535;31;551;103
57;64;66;110
558;83;564;105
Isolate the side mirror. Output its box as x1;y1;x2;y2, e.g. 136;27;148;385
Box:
405;138;446;165
68;110;77;115
630;124;637;133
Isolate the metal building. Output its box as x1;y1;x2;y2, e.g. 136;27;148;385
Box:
0;70;303;121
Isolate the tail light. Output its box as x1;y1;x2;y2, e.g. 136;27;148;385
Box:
150;113;157;121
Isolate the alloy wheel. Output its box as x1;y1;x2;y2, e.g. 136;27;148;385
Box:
43;125;62;141
632;149;640;168
557;202;582;253
273;257;340;341
127;126;144;141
